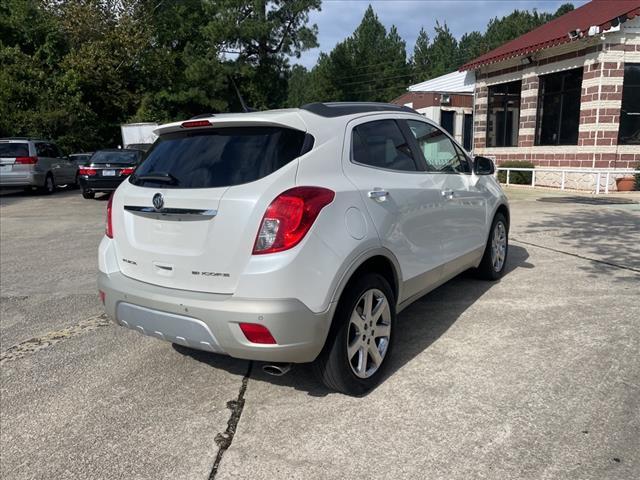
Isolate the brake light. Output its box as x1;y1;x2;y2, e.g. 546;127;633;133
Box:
253;186;335;254
239;323;276;344
106;194;113;238
15;156;37;164
79;167;97;176
120;167;135;176
181;120;211;128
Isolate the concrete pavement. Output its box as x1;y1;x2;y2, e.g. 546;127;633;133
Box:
1;187;638;479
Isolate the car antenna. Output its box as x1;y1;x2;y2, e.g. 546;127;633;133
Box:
228;75;255;113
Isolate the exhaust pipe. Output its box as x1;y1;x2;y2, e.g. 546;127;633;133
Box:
262;363;292;376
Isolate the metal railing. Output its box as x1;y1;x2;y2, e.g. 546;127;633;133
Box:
495;167;640;194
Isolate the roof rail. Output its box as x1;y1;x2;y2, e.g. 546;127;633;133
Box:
300;102;417;118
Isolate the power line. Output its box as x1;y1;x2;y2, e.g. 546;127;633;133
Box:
334;65;413;81
339;72;413;88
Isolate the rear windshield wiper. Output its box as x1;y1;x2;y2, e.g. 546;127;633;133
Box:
134;172;179;185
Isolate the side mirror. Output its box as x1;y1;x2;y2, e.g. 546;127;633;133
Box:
474;156;495;175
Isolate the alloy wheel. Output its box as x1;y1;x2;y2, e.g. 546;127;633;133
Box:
491;221;507;272
346;288;391;379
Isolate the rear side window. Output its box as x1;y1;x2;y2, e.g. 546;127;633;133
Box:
0;143;29;157
351;120;417;172
131;127;308;189
92;151;140;164
49;144;63;158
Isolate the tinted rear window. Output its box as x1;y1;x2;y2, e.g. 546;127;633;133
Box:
131;127;308;189
91;151;140;164
0;143;29;157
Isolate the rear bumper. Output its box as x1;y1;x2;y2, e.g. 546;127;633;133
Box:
79;176;127;192
0;171;45;187
98;271;333;363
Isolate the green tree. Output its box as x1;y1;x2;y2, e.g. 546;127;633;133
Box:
201;0;321;109
412;28;430;82
457;31;485;68
426;21;458;78
300;5;410;103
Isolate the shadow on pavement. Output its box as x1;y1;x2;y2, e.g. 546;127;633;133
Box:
521;208;640;277
537;196;638;205
176;245;532;397
0;186;80;207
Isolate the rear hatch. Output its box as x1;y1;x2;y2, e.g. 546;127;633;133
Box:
111;123;309;294
0;141;31;174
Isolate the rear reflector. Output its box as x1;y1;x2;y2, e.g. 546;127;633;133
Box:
119;167;135;176
181;120;211;128
79;167;97;176
106;194;114;238
15;156;37;164
98;290;106;305
239;323;277;344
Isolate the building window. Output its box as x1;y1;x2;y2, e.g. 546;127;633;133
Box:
619;63;640;145
536;68;583;145
486;80;521;147
440;110;455;136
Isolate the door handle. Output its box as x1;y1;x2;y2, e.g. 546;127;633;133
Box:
368;189;389;202
441;189;455;199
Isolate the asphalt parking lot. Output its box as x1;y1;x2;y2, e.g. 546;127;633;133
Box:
1;187;639;480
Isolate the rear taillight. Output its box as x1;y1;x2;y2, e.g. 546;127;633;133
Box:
15;156;37;164
239;323;276;344
106;194;113;238
79;167;97;176
253;186;335;255
120;167;135;176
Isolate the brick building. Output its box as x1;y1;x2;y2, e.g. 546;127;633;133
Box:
459;0;640;179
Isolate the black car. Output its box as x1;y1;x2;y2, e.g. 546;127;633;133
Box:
69;152;94;167
79;149;143;199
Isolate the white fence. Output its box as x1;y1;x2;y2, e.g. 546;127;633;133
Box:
495;167;640;194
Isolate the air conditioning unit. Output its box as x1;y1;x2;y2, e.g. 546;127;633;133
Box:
441;94;451;105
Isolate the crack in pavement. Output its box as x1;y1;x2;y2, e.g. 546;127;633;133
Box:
511;238;640;274
0;314;111;364
209;361;253;479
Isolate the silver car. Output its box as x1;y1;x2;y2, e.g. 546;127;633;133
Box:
0;138;77;194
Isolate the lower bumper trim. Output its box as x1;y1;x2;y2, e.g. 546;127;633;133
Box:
117;302;223;353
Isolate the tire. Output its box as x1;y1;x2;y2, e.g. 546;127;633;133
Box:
313;273;396;396
476;212;508;280
82;189;95;199
40;174;55;195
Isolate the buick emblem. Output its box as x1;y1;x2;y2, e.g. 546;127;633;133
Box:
152;193;164;211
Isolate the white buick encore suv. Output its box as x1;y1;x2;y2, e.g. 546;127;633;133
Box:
98;102;509;395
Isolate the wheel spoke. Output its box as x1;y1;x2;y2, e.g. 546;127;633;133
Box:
357;346;368;375
374;323;390;339
363;291;373;322
350;310;364;331
347;337;361;360
368;344;383;368
371;296;388;323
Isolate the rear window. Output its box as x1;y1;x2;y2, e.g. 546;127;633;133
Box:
0;143;29;158
91;151;140;164
130;127;308;189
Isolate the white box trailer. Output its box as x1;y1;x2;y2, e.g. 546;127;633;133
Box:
120;123;158;150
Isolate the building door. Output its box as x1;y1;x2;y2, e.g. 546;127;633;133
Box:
463;113;473;151
440;110;455;136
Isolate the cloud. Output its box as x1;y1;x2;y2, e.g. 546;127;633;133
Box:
297;0;588;68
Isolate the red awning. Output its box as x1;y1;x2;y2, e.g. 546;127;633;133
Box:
460;0;640;71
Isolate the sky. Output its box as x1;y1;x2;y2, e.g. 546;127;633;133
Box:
296;0;590;68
